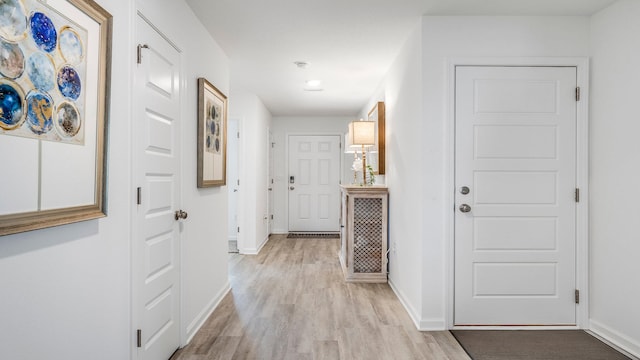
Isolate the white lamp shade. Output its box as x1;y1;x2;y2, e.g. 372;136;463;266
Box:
348;121;376;146
344;134;357;153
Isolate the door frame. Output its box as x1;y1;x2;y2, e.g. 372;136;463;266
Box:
227;118;242;250
445;57;590;330
267;129;274;235
285;132;343;232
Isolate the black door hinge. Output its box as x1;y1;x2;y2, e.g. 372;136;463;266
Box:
137;329;142;348
575;289;580;304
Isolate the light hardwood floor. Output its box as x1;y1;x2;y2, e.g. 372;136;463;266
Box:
171;235;470;360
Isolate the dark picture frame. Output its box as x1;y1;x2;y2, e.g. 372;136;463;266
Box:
367;101;385;174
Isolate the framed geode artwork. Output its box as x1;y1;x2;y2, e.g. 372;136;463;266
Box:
197;78;227;187
0;0;112;236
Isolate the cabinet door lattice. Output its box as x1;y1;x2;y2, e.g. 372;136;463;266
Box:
353;197;383;273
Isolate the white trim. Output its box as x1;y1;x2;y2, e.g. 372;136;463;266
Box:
444;57;590;329
589;320;640;360
270;229;288;235
240;234;271;255
389;279;421;329
420;319;447;332
389;279;446;331
184;283;231;345
234;117;245;254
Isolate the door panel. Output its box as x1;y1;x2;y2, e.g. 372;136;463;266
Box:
454;66;576;326
134;16;181;359
227;119;239;247
288;135;341;232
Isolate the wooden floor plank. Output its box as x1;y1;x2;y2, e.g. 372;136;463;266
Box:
172;235;470;360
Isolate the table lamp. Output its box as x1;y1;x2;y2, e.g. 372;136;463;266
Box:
348;120;376;185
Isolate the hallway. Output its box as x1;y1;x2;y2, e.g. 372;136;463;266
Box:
172;235;469;359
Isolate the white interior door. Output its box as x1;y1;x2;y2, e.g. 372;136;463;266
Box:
288;135;341;232
227;119;239;245
268;130;274;234
454;66;577;325
134;16;181;358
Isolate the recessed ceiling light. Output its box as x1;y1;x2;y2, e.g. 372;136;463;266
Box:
305;80;322;87
293;61;308;69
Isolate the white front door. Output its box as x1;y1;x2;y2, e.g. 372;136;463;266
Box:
454;66;577;325
133;16;181;358
288;135;341;232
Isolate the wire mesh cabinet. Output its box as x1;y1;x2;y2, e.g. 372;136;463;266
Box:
339;185;388;283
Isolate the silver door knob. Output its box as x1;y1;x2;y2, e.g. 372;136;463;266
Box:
174;210;188;220
459;204;471;213
460;186;470;195
289;186;295;190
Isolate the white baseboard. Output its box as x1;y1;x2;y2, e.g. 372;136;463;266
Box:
388;279;421;329
388;278;445;331
228;236;237;241
271;229;287;235
239;234;271;255
420;318;446;331
589;320;640;359
184;283;231;345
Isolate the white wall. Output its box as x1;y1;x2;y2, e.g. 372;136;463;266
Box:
589;1;640;356
0;0;132;358
365;21;426;328
270;116;354;234
0;0;232;358
366;16;591;330
229;89;272;253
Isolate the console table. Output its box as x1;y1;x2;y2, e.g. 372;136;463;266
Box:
339;185;388;282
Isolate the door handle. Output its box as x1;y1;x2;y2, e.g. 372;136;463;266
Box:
233;189;238;192
268;188;273;191
289;186;295;190
459;204;471;213
174;210;188;220
460;186;470;195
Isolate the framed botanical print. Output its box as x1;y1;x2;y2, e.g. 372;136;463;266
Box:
0;0;112;236
197;77;227;187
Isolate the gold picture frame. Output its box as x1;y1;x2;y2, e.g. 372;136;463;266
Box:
197;78;227;187
368;101;386;174
0;0;112;236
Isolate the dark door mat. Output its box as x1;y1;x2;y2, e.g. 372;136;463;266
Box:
286;233;340;238
450;330;631;360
